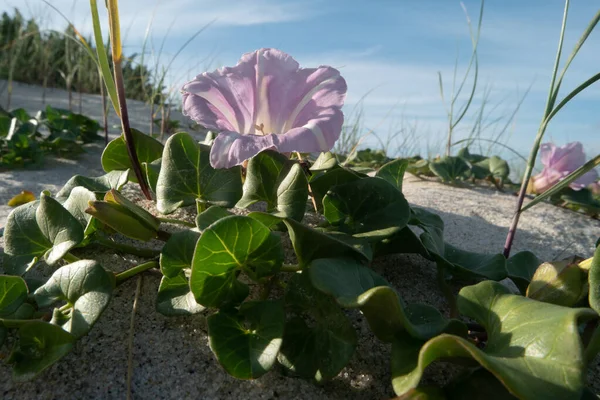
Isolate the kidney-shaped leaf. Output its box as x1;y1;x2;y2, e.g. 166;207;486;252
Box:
156;132;242;214
588;244;600;314
278;271;356;381
34;260;114;338
195;205;232;232
323;177;410;241
208;300;284;379
190;215;283;308
309;167;361;212
101;129;163;182
56;170;129;199
309;258;466;342
310;152;338;171
237;150;309;222
429;156;469;182
377;158;409;192
506;251;543;294
0;275;28;317
156;273;205;316
8;321;76;382
160;230;201;278
391;280;597;399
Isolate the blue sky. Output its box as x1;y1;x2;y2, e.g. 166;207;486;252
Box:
3;0;600;164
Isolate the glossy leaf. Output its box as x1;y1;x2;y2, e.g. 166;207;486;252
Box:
160;230;200;278
391;280;597;399
248;212;371;265
0;275;28;317
34;260;114;338
56;170;129;199
323;177;410;241
237;150;309;222
195;205;232;232
377;158;409;192
309;257;466;342
310;152;338;171
9;321;76;382
588;245;600;314
62;186;97;235
156;132;242;214
101;129;164;182
429;156;469;182
156;273;205;316
506;251;542;294
278;272;356;381
190;216;283;308
309;167;361;212
208;300;284;379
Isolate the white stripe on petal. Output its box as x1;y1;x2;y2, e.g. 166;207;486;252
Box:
303;120;328;150
283;77;339;133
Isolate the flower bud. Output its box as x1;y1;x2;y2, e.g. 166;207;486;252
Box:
86;190;159;241
526;256;586;306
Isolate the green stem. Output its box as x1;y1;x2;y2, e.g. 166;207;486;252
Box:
63;253;80;263
95;237;161;258
437;266;458;318
158;217;195;228
281;264;301;273
115;261;159;284
196;201;207;214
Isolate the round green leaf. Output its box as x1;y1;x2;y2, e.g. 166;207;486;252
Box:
309;167;361;212
237;150;309;222
323;177;410;241
101;129;164;181
56;170;129;199
506;251;542;294
588;244;600;314
0;275;28;317
429;156;469;182
190;215;283;308
208;300;284;379
310;152;338;171
9;321;76;382
160;230;201;278
156;273;205;316
376;158;409;192
156;132;242;214
195;205;233;232
34;260;114;338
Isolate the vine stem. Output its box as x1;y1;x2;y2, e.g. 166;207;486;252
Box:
436;266;458;318
281;264;301;272
157;217;195;228
115;261;159;284
95;237;161;258
63;253;80;263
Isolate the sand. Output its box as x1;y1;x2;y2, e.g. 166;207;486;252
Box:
1;81;599;399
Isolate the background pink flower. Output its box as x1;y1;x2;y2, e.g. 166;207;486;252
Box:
182;48;347;168
531;142;598;193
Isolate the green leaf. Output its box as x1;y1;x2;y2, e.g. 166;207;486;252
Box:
143;159;161;194
62;186;97;236
377;158;409;192
0;275;28;317
309;258;466;342
208;300;284;379
425;241;507;281
310;152;338;171
487;156;509;182
506;251;543;294
588;245;600;314
309;167;361;212
156;132;242;214
34;260;114;338
9;321;76;382
237;150;309;222
429;156;469;182
101;129;164;182
444;368;517;399
156;273;205;316
190;216;283;308
323;177;410;241
3;195;84;273
56;170;129;199
561;188;600;214
195;205;232;232
278;272;356;381
160;230;201;278
391;280;597;399
248;212;371;265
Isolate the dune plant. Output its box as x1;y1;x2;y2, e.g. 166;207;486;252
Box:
503;0;600;257
2;34;600;400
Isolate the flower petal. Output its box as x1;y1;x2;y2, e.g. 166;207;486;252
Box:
550;142;584;172
210;131;276;169
569;168;599;191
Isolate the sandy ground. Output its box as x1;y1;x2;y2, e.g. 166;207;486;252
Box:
0;82;599;398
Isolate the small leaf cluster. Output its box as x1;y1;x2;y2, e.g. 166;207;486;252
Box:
0;105;102;169
1;131;600;399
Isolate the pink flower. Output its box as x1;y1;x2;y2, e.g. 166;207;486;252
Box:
531;142;599;193
181;48;347;168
